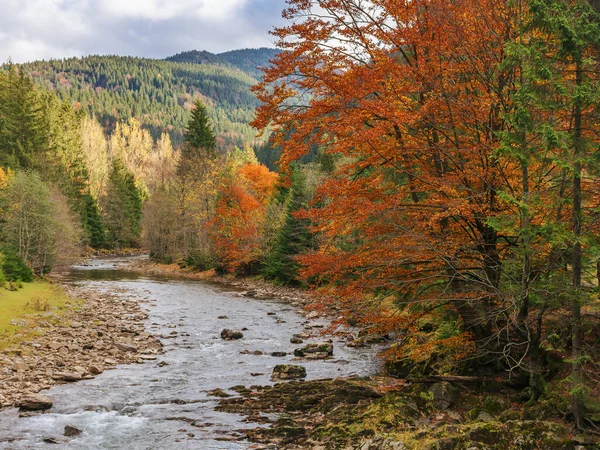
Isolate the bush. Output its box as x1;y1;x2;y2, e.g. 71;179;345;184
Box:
184;250;216;271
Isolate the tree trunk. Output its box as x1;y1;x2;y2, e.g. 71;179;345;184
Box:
571;59;585;427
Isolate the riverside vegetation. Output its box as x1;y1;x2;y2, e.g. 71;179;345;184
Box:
1;0;600;448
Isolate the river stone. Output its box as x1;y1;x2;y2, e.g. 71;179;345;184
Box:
207;388;231;398
88;365;104;375
19;394;52;411
293;342;333;358
429;381;459;410
272;364;307;380
290;337;304;344
64;425;82;437
53;371;82;382
221;329;243;340
114;342;137;353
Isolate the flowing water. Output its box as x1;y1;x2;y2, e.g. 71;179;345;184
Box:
0;257;379;449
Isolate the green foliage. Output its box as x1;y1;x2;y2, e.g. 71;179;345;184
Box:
0;171;58;275
184;250;216;271
0;66;48;169
103;160;144;248
11;53;271;149
0;248;34;282
167;47;279;79
264;167;312;284
0;253;5;287
0;67;104;249
183;99;216;156
81;193;106;248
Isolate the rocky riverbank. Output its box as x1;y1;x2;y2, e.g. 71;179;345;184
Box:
0;284;162;410
217;377;596;450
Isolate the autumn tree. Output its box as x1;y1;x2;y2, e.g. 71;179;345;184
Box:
175;99;220;265
209;161;277;273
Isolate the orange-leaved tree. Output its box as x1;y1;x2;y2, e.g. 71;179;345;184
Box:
252;0;554;375
208;161;277;273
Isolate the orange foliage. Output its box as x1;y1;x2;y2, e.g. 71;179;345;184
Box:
251;0;600;373
208;163;277;273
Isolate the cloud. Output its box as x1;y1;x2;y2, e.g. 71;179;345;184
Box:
0;0;286;63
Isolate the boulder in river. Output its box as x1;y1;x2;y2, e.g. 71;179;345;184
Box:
221;329;244;340
272;364;307;380
64;425;82;437
19;394;53;411
293;342;334;358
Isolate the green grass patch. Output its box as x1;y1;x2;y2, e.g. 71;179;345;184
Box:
0;282;76;350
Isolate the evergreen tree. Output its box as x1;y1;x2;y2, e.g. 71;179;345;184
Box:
264;167;312;284
103;160;143;248
81;193;106;248
183;99;216;157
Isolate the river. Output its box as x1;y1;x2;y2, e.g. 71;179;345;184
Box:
0;257;379;449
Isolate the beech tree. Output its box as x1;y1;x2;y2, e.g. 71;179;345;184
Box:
253;0;600;421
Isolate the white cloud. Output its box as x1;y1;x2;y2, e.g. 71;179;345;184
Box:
98;0;248;21
0;0;284;64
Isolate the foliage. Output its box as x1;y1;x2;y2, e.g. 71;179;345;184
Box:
0;248;33;283
252;0;600;424
183;99;217;154
103;160;144;248
0;171;62;274
264;166;313;284
11;53;271;149
167;48;280;79
209;162;278;273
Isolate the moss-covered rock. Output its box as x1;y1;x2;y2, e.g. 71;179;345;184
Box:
429;381;459;410
272;364;307;380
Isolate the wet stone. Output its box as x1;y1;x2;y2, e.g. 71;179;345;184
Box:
64;425;82;437
221;329;244;340
272;364;307;380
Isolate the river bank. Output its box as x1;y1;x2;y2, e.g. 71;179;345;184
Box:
216;377;591;450
0;283;162;410
123;258;314;306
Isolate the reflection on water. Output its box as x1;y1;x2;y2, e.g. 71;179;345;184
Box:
0;257;379;449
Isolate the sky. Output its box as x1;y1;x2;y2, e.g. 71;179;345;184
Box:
0;0;288;64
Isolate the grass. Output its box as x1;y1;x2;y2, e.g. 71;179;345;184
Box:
0;282;75;350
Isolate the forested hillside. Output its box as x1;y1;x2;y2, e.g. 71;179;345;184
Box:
12;50;275;149
167;48;279;79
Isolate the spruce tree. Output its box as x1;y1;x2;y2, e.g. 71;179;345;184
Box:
183;99;216;157
264;167;312;285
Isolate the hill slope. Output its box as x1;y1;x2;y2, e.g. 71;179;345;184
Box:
167;48;280;79
15;49;278;148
